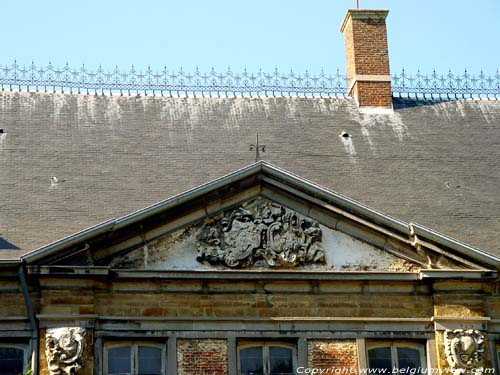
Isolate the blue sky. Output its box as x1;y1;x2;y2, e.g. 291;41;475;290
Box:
2;0;499;77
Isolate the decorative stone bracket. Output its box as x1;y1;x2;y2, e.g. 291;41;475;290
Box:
444;329;485;375
45;327;86;375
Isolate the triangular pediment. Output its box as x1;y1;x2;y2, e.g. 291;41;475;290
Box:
20;162;500;274
106;196;419;272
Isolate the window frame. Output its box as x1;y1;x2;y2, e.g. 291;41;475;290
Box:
496;344;500;373
103;340;167;375
237;340;297;375
0;343;30;375
366;341;426;372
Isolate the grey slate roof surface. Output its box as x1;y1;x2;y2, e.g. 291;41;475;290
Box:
1;92;499;259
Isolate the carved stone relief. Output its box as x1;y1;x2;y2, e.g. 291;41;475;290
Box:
196;199;325;268
45;327;86;375
444;329;485;375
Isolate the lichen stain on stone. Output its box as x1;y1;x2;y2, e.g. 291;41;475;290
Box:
347;104;408;145
312;98;345;114
109;225;198;269
52;93;68;121
340;135;357;159
475;100;500;124
103;97;123;124
364;111;407;141
0;91;14;112
387;258;420;272
434;305;484;318
334;256;419;272
285;97;300;118
76;94;97;125
18;92;38;116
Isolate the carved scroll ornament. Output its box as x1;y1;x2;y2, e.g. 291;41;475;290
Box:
444;329;485;375
45;327;86;375
196;199;325;268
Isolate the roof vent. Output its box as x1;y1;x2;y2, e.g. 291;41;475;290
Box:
340;131;351;138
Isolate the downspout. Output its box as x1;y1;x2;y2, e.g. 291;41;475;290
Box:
18;263;39;375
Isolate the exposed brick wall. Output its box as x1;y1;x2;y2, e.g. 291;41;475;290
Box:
177;339;228;375
341;10;391;107
349;17;390;76
308;340;358;374
353;81;392;107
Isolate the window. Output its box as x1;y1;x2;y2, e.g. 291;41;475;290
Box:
104;342;166;375
238;341;296;375
0;344;28;375
496;344;500;372
367;342;425;373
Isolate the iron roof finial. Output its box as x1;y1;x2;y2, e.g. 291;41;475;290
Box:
249;134;266;162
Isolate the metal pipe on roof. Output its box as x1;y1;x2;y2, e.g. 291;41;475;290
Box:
18;264;39;375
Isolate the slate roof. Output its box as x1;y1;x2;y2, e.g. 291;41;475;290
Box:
1;92;499;259
18;161;500;270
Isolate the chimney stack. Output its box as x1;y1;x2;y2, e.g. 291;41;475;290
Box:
340;9;392;108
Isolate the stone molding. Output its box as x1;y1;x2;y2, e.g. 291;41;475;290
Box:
348;74;392;96
340;9;389;33
432;317;490;331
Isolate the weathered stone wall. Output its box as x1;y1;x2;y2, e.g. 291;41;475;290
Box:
0;279;26;316
2;275;500;375
433;281;487;318
40;289;95;315
431;280;495;375
308;340;358;373
177;339;228;375
86;279;433;319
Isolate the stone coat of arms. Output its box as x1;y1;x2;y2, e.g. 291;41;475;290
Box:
196;199;325;268
45;327;86;375
444;329;485;375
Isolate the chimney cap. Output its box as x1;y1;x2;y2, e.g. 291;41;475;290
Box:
340;9;389;33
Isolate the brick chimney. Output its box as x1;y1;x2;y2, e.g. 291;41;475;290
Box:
340;9;392;108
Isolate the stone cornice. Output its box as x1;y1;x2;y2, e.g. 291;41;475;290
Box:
340;9;389;33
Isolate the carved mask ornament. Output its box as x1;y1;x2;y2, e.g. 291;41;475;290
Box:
45;327;86;375
444;329;485;375
196;199;325;268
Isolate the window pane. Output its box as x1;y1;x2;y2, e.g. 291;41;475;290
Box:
138;346;162;375
0;348;24;375
108;346;132;375
269;346;293;375
368;347;392;372
397;347;421;370
240;347;263;375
